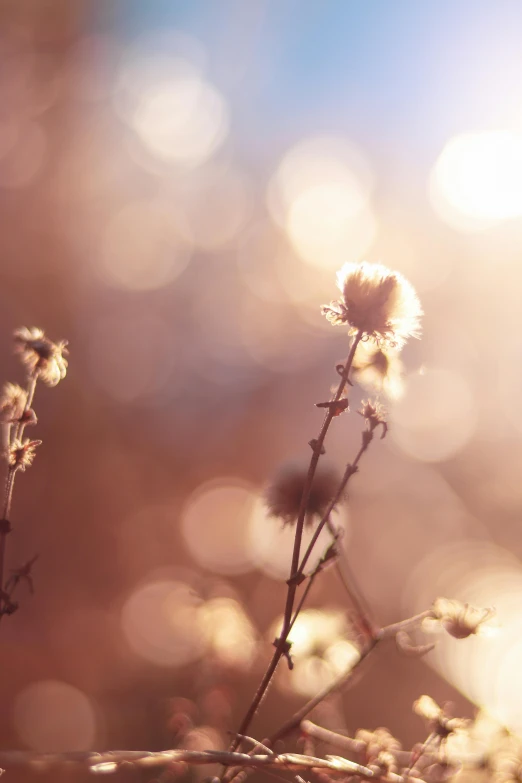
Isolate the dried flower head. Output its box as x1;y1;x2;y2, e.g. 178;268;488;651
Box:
8;438;42;471
358;399;388;438
413;695;469;739
321;262;422;347
355;727;402;764
352;341;405;399
265;462;342;527
0;383;27;423
14;327;68;387
431;597;495;640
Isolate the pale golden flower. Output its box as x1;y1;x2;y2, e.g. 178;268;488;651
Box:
431;597;494;640
8;438;42;471
352;341;405;399
321;262;422;347
264;462;342;527
14;327;68;387
0;383;27;423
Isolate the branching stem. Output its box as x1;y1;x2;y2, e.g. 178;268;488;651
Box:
227;331;363;755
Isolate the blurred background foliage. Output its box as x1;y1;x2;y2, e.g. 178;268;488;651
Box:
1;0;522;778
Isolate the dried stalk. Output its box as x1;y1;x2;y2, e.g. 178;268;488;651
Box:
229;331;363;752
0;747;425;781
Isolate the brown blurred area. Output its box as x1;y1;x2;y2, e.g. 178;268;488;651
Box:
2;1;522;781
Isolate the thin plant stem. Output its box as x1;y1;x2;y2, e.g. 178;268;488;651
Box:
378;610;434;638
227;331;363;755
403;732;439;780
0;467;18;596
298;436;370;577
268;636;379;747
269;608;437;748
0;747;427;781
12;373;37;443
287;566;321;637
282;330;363;631
0;373;38;615
325;518;377;640
291;429;378;640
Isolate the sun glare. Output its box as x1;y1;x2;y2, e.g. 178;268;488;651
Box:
430;131;522;230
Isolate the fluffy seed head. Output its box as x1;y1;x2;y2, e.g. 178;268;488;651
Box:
14;327;68;387
8;438;42;471
0;383;27;423
264;461;343;527
321;262;422;347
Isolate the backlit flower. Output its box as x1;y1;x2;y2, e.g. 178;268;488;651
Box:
321;262;422;347
14;327;68;386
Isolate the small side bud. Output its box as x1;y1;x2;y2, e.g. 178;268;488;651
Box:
8;439;42;471
315;398;349;416
308;438;326;455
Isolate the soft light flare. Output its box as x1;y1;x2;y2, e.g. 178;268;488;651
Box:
430;131;522;230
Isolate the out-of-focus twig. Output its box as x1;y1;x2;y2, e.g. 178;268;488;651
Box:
0;747;425;782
